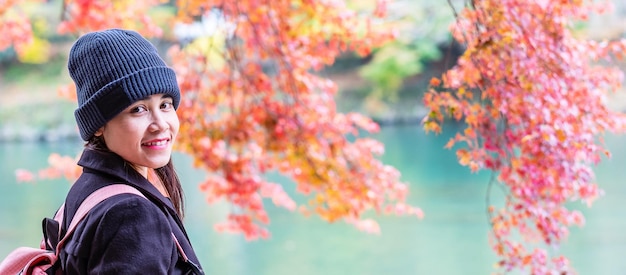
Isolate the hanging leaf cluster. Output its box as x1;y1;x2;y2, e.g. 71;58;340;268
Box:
424;0;626;273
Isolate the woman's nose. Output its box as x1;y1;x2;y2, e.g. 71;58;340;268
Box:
149;111;169;132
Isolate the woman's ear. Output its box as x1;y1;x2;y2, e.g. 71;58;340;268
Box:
94;127;104;137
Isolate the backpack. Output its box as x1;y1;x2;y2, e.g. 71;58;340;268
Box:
0;184;198;275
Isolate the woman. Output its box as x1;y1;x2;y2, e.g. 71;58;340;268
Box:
57;29;204;274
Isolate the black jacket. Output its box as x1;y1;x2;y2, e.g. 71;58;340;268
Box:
57;148;204;274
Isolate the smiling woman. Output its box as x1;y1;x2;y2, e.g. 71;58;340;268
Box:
45;28;203;274
95;94;179;181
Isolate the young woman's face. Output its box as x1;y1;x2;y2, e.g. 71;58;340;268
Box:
96;93;179;175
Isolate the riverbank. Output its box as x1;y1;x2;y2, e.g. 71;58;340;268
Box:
2;73;626;143
0;58;78;142
0;52;435;143
2;47;626;143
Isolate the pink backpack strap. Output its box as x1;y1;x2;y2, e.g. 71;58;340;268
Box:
53;184;187;260
172;233;203;273
54;184;145;255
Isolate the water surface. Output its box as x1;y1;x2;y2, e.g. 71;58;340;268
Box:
1;125;625;274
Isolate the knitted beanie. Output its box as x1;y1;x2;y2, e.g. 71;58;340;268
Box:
69;29;180;141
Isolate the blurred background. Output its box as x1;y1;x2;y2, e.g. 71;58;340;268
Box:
2;1;626;274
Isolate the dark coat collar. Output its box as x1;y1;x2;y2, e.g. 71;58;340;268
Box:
77;148;177;216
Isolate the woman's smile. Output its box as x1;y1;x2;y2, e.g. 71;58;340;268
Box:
142;138;171;149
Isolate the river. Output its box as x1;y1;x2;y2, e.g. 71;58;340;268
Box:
1;124;625;274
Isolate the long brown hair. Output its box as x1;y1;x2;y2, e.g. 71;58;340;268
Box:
87;135;185;218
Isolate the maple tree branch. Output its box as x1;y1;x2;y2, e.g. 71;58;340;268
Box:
265;1;302;102
217;0;244;198
469;0;477;10
262;2;331;184
443;0;461;71
60;0;67;21
224;1;330;197
446;0;460;18
485;169;504;249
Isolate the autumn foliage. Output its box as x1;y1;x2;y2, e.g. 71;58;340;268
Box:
6;0;423;240
168;0;423;238
0;0;40;60
4;0;626;273
424;0;626;273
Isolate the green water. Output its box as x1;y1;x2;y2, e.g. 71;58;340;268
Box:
1;124;625;274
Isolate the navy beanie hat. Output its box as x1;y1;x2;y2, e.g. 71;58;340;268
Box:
69;29;181;141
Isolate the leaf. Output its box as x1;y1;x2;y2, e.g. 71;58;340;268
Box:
16;35;50;64
430;77;441;87
456;149;471;166
444;138;455;149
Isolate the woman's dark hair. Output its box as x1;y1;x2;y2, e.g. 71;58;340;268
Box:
86;135;185;218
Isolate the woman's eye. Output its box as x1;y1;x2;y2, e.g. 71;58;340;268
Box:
161;101;174;110
130;106;147;113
